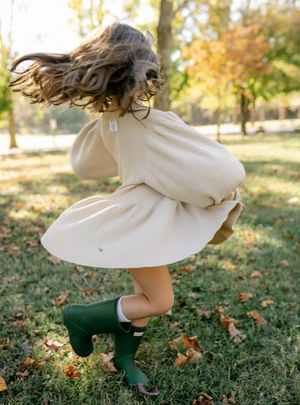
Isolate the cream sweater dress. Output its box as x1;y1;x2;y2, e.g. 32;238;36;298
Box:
41;107;246;269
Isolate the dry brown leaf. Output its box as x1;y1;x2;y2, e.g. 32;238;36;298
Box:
0;376;7;392
100;352;118;372
193;392;213;405
56;290;69;305
237;252;246;260
180;264;197;272
192;305;212;319
247;310;267;324
44;339;64;352
18;357;35;370
170;322;180;329
48;255;61;265
65;364;81;379
280;260;289;267
182;334;201;352
238;293;253;302
215;305;225;314
290;303;296;308
104;275;110;281
229;391;237;403
222;260;236;272
75;265;84;272
246;245;258;252
250;270;262;278
261;298;275;307
186;348;202;361
174;352;189;367
16;369;29;379
221;315;238;329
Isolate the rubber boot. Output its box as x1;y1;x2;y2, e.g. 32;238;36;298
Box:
113;324;149;385
63;297;131;358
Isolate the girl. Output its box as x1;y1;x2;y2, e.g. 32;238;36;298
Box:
9;23;245;394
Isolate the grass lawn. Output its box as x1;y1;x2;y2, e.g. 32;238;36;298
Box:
0;133;300;405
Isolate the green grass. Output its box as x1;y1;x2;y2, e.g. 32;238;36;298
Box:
0;133;300;405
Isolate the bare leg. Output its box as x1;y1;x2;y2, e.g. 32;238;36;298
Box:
130;278;150;327
121;265;174;321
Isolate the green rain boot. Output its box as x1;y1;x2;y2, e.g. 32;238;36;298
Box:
63;297;130;358
113;324;149;385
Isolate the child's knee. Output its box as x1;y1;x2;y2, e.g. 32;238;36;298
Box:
151;290;174;316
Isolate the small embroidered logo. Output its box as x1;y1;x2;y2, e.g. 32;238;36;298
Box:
133;332;144;337
109;121;118;131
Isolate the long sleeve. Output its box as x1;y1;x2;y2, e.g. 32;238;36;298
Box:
145;112;246;208
69;118;118;180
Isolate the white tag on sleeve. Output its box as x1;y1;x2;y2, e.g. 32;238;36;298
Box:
109;121;118;131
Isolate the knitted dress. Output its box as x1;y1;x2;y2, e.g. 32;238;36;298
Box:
41;107;246;269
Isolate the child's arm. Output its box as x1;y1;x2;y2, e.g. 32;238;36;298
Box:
69;118;118;180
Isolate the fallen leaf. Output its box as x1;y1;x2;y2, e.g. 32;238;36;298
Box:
282;234;294;240
18;357;35;370
250;270;262;278
103;275;110;281
238;293;253;302
192;305;212;319
221;392;237;404
56;290;69;305
174;352;189;367
17;369;29;379
0;376;7;392
222;260;236;272
48;255;61;265
75;265;84;272
280;260;289;267
247;310;267;324
193;392;213;404
246;245;258;252
290;303;296;308
237;252;246;260
182;334;201;352
180;264;197;272
170;322;180;329
44;339;64;352
186;348;202;361
64;363;81;379
215;305;225;314
100;352;117;372
229;391;237;403
261;298;275;307
221;315;238;329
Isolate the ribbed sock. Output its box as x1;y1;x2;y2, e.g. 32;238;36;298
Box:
117;296;131;323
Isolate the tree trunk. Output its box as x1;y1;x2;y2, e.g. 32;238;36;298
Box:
240;93;248;137
154;0;173;111
8;109;18;148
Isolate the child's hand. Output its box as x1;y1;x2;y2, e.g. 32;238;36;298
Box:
236;191;245;212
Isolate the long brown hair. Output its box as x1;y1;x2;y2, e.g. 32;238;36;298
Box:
8;23;165;123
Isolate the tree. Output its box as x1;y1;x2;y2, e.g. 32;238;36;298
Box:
183;24;271;136
0;0;18;148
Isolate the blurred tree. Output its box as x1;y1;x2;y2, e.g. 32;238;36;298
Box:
183;24;271;136
0;0;18;148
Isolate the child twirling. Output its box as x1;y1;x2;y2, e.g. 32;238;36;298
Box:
9;22;245;392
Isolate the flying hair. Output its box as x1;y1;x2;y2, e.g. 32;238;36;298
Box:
8;23;165;124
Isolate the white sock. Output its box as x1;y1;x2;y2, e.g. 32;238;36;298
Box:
117;296;131;323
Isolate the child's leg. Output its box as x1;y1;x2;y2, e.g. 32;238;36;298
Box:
131;278;150;327
121;265;174;321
